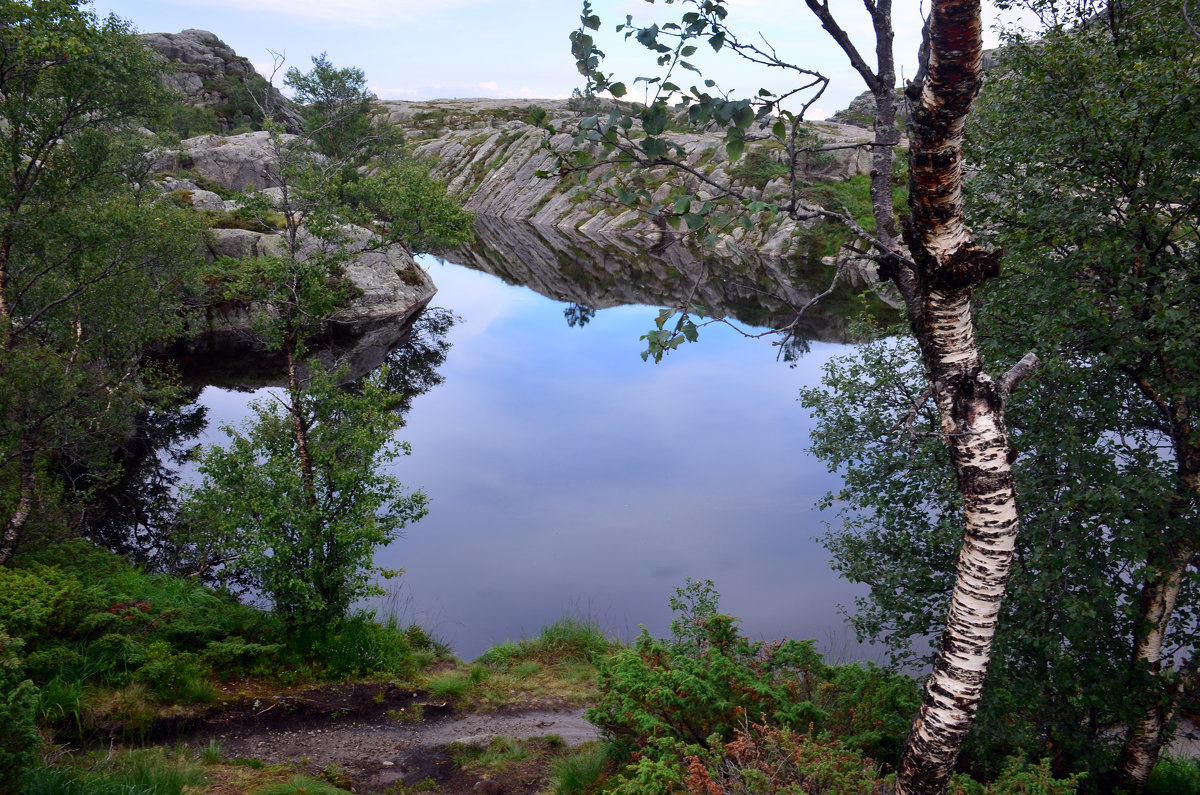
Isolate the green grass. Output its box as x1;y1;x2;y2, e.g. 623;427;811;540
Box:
476;615;616;669
450;735;530;771
550;742;609;794
427;670;473;699
255;775;353;794
23;747;206;795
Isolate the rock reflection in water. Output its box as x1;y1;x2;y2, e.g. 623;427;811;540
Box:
436;215;896;346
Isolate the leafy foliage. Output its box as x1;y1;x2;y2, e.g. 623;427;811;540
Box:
337;158;475;254
0;628;41;794
0;0;207;561
285;53;380;161
587;582;919;792
184;367;427;632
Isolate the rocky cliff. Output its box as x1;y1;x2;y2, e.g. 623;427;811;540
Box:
142;29;304;134
383;98;887;262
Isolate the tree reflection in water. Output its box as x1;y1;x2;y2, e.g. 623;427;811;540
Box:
76;307;458;576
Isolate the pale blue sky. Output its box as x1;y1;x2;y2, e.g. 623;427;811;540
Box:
93;0;1016;120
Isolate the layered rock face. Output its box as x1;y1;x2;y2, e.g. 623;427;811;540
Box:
384;98;882;259
142;29;304;134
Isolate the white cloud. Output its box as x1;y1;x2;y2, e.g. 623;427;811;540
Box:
374;86;422;99
193;0;490;26
478;81;500;91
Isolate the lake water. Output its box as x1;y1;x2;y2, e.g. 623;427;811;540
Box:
194;224;880;661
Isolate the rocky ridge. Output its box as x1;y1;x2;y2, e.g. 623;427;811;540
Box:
142;29;304;134
385;98;884;261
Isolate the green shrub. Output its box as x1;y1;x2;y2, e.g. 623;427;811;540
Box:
587;616;829;758
588;581;921;792
729;150;789;188
304;613;420;678
0;629;41;794
166;105;220;139
1147;755;1200;795
132;641;214;703
201;637;282;675
950;756;1082;794
680;719;883;795
0;565;91;638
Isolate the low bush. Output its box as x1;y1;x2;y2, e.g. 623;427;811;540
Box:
0;628;41;794
1146;755;1200;795
729;150;789;188
2;540;280;737
588;580;921;792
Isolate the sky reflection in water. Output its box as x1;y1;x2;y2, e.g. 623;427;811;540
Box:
201;254;869;661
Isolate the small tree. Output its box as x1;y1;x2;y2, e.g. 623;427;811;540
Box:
284;52;377;160
183;56;469;631
968;4;1199;788
184;367;426;631
0;0;206;563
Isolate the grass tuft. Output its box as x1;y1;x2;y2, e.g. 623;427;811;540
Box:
550;743;609;794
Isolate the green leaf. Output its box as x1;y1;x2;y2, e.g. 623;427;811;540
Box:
642;102;669;136
609;81;627;98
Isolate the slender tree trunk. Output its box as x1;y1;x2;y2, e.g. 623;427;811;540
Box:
870;87;900;248
1;234;12;352
285;341;317;509
1116;465;1200;791
889;1;1028;792
0;445;35;565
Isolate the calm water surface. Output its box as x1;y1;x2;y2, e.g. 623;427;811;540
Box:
198;248;871;661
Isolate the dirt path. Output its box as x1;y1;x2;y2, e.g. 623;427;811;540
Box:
176;682;600;793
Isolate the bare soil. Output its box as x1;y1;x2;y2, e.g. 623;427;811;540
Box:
170;681;600;794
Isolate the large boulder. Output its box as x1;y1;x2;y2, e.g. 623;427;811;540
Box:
187;226;436;380
150;131;296;192
201;226;436;330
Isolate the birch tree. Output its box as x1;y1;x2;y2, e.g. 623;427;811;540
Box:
969;3;1199;787
562;1;1036;791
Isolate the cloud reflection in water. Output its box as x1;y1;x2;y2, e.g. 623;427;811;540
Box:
369;256;868;660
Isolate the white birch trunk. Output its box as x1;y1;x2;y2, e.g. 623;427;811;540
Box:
890;0;1029;792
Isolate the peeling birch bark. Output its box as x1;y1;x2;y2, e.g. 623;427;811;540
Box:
888;0;1027;792
1116;542;1194;790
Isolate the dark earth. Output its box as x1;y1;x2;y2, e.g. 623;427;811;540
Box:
159;681;599;794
